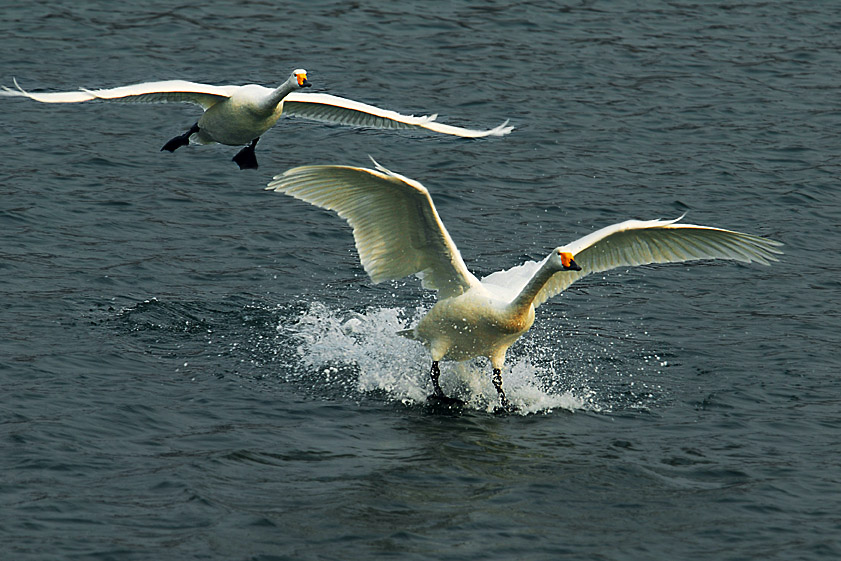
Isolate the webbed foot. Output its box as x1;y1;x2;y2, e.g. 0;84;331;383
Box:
161;123;199;152
493;398;518;416
427;393;465;407
232;138;260;170
426;393;465;412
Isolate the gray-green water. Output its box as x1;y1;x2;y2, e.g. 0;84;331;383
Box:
2;1;839;559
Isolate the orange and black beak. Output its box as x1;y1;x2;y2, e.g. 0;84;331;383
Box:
297;73;312;88
560;251;582;271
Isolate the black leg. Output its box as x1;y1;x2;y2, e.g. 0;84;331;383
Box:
161;122;199;152
426;361;464;408
430;361;444;397
492;368;516;413
232;137;260;170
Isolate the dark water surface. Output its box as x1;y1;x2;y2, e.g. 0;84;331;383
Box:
2;1;840;559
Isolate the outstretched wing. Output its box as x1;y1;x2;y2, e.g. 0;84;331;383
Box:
281;92;513;138
483;216;783;308
1;78;238;109
266;160;479;298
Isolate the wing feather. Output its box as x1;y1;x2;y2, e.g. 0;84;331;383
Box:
266;161;478;298
532;217;782;307
483;217;782;308
281;92;513;138
1;79;236;109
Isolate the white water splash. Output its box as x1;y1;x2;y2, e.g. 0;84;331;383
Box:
280;301;596;415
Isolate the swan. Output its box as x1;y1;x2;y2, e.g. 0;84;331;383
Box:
1;71;513;170
265;160;782;412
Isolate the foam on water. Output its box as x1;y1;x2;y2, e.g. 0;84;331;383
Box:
279;301;596;415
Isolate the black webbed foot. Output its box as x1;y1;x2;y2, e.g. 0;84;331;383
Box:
232;146;258;169
161;123;199;152
161;134;190;153
493;398;518;416
425;393;465;413
426;393;465;407
232;138;260;170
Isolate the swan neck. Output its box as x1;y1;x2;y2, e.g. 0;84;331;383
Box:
509;259;557;313
263;78;298;110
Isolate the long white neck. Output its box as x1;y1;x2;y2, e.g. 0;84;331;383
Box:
508;257;559;316
259;76;299;112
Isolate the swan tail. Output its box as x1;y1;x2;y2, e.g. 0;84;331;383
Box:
397;328;417;340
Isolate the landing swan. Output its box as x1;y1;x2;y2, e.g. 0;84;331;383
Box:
1;71;513;170
266;161;782;412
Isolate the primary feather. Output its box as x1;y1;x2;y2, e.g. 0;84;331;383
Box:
268;160;477;298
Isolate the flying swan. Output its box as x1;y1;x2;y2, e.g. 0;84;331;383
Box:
266;161;782;412
0;70;513;169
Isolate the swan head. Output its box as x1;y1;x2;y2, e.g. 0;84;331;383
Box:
292;69;311;88
551;249;582;271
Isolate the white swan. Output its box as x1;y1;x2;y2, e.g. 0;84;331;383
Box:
1;71;513;170
266;161;782;412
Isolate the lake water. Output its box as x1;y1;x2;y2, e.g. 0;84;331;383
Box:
2;1;840;559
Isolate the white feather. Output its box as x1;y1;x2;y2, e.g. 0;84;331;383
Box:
3;77;238;108
267;159;479;298
283;92;512;137
266;161;782;409
2;74;513;144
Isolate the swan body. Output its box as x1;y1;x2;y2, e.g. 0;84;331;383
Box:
2;70;312;169
415;284;536;367
266;160;782;411
1;72;513;169
194;83;298;146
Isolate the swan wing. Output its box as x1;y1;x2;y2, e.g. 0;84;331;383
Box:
483;216;783;308
1;79;238;109
281;92;513;138
536;216;782;306
266;160;478;298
